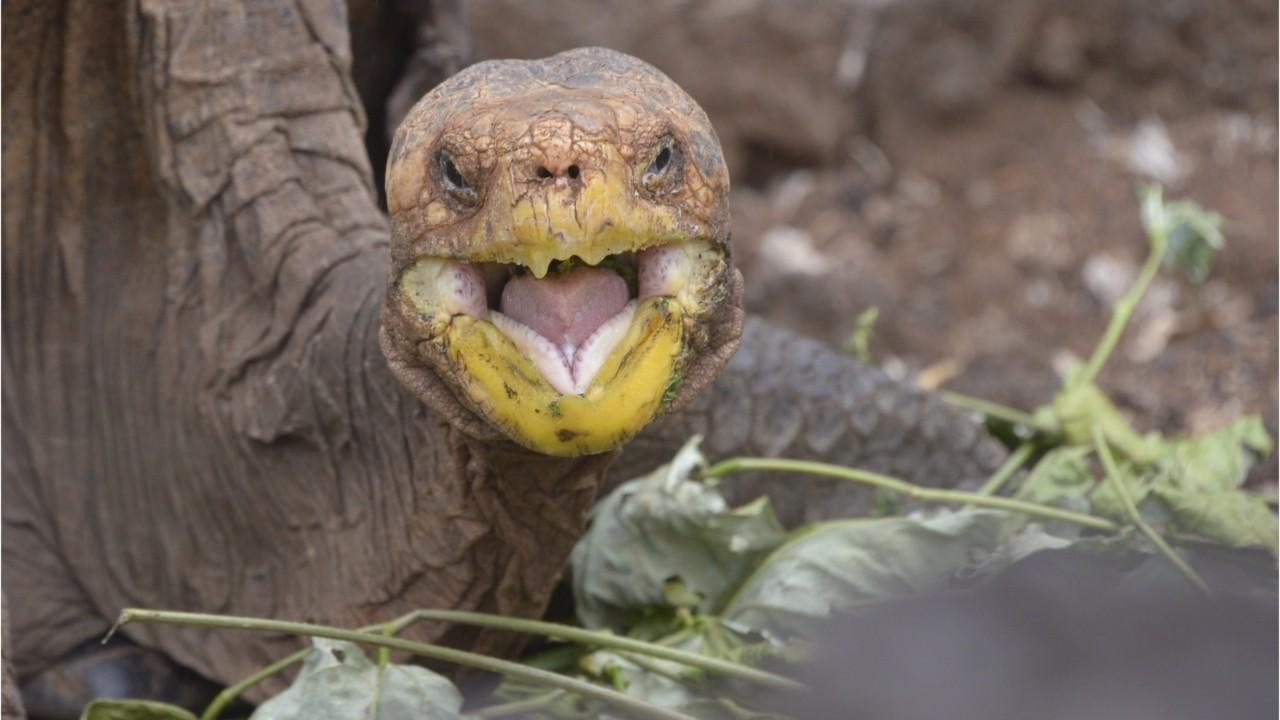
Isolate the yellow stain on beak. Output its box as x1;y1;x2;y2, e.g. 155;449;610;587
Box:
444;297;683;456
479;153;684;277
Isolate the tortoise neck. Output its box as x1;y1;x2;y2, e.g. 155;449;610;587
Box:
436;425;617;609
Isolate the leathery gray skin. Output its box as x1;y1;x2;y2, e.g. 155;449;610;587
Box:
617;318;1004;525
0;3;1002;716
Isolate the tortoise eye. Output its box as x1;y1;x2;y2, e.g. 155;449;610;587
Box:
440;152;469;190
650;145;672;174
438;150;478;205
643;139;679;192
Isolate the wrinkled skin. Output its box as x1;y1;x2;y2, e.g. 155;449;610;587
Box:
1;1;1001;716
382;48;742;456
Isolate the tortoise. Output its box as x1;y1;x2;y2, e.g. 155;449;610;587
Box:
0;3;1001;716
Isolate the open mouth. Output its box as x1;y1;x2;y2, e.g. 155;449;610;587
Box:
400;240;717;396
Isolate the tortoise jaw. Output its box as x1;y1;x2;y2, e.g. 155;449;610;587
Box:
442;296;684;456
394;238;724;455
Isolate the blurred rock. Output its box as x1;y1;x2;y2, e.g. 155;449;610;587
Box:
1005;212;1075;272
1105;117;1192;186
759;226;830;277
467;0;870;182
1082;253;1137;307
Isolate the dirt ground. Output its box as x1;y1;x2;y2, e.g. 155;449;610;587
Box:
468;0;1279;480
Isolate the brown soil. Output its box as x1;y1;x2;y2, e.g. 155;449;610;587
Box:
467;0;1278;479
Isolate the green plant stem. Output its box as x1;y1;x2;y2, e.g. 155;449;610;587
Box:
617;650;694;684
379;609;803;692
364;623;394;720
1092;427;1211;596
1076;232;1166;387
201;650;308;720
198;602;796;719
113;609;699;720
705;457;1117;532
973;443;1035;498
201;617;408;720
473;690;568;718
941;392;1043;429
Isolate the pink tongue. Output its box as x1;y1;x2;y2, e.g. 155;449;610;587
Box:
500;266;630;351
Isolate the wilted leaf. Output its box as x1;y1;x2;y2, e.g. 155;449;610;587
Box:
1158;416;1272;491
1045;381;1164;464
250;639;463;720
1146;416;1275;553
1088;457;1165;527
572;438;786;629
721;510;1011;637
1010;447;1095;536
1140;184;1226;285
1151;486;1277;555
578;649;699;708
1092;417;1277;554
81;700;198;720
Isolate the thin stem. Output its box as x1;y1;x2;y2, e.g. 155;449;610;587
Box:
201;617;412;720
1077;232;1166;386
473;690;568;719
379;609;803;692
705;457;1118;532
115;609;699;720
364;623;394;720
941;392;1043;430
973;443;1035;498
616;650;693;684
1092;427;1211;596
201;649;308;720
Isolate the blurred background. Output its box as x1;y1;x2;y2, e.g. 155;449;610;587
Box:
357;0;1278;480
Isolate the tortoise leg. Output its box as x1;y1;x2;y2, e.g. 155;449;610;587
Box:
18;637;225;720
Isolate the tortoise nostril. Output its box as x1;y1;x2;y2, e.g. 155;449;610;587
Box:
567;164;580;180
537;166;552;179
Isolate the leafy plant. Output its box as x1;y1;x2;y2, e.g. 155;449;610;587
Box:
92;186;1275;720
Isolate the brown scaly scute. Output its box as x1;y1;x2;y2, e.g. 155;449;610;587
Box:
2;2;1001;714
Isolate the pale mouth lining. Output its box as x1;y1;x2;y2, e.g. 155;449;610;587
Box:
432;244;690;396
491;300;638;395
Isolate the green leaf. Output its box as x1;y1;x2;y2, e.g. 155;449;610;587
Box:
1010;447;1095;536
1157;416;1273;491
578;650;698;708
1141;184;1226;285
1088;457;1162;526
1091;417;1277;555
81;700;198;720
250;639;463;720
1046;381;1164;464
569;621;782;717
843;306;879;365
1150;486;1277;555
571;438;787;629
1145;416;1277;554
721;510;1012;638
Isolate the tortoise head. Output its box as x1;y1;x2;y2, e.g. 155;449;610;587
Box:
381;47;742;456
